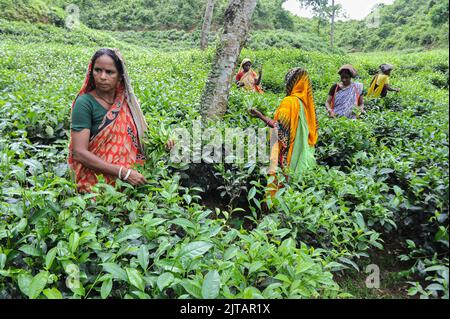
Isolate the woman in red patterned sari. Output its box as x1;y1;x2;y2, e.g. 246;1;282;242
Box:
68;48;150;193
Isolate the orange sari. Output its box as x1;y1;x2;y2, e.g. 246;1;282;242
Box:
267;70;318;197
68;58;146;193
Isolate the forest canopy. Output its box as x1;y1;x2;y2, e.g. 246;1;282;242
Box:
0;0;448;52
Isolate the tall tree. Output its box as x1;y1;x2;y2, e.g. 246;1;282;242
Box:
200;0;217;49
330;0;336;48
298;0;343;48
200;0;258;119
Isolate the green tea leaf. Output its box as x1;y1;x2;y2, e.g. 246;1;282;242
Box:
43;287;62;299
19;244;41;257
45;247;57;269
101;263;128;281
157;272;174;291
248;187;257;201
137;245;149;271
0;253;6;270
69;232;80;254
201;270;220;299
101;278;113;299
28;271;49;299
179;241;213;259
17;273;33;297
181;279;202;299
126;267;145;291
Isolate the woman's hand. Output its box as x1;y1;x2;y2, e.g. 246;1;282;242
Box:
165;139;175;151
237;81;245;88
255;66;263;85
249;108;262;118
124;169;148;186
327;108;336;118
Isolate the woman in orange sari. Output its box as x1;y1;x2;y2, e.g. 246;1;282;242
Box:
250;67;318;196
68;48;150;193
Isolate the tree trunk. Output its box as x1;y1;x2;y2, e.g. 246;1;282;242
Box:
200;0;216;50
200;0;257;119
330;0;335;49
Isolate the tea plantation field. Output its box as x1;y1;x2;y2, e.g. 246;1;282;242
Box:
0;35;448;299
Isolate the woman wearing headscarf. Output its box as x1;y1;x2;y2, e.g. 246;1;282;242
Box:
68;48;151;193
235;58;264;93
367;63;400;98
250;68;318;196
325;64;364;119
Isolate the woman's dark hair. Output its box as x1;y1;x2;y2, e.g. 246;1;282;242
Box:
338;69;352;78
87;48;124;90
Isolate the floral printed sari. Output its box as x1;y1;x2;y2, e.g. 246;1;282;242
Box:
267;69;318;197
68;49;147;193
330;82;363;119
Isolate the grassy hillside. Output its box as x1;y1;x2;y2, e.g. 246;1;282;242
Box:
0;0;66;25
0;0;297;31
335;0;449;51
1;0;448;52
0;18;336;53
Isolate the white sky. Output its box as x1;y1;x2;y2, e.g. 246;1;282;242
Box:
283;0;395;21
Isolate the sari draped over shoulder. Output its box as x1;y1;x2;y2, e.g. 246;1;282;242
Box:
236;58;264;93
367;73;390;98
330;82;363;119
68;49;148;193
268;71;318;196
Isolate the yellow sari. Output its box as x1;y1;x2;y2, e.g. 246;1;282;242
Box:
268;71;318;196
367;73;390;98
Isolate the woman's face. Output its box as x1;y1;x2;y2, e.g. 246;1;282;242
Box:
340;72;351;86
92;55;121;93
243;62;251;72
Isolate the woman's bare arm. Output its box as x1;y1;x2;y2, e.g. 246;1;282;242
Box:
325;95;335;117
255;68;263;85
358;95;365;112
249;109;275;128
385;84;400;92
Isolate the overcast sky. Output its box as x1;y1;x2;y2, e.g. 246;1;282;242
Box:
282;0;395;21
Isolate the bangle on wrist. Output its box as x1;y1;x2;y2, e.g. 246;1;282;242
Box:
118;166;124;179
123;169;132;181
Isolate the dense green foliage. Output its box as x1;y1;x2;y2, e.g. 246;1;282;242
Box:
0;18;335;53
335;0;449;51
0;0;66;25
0;16;448;299
0;0;296;31
1;0;447;52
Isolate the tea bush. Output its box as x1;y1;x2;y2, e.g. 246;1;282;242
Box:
0;26;448;299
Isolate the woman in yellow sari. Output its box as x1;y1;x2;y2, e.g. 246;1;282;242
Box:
250;68;318;196
235;58;264;93
367;64;400;98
